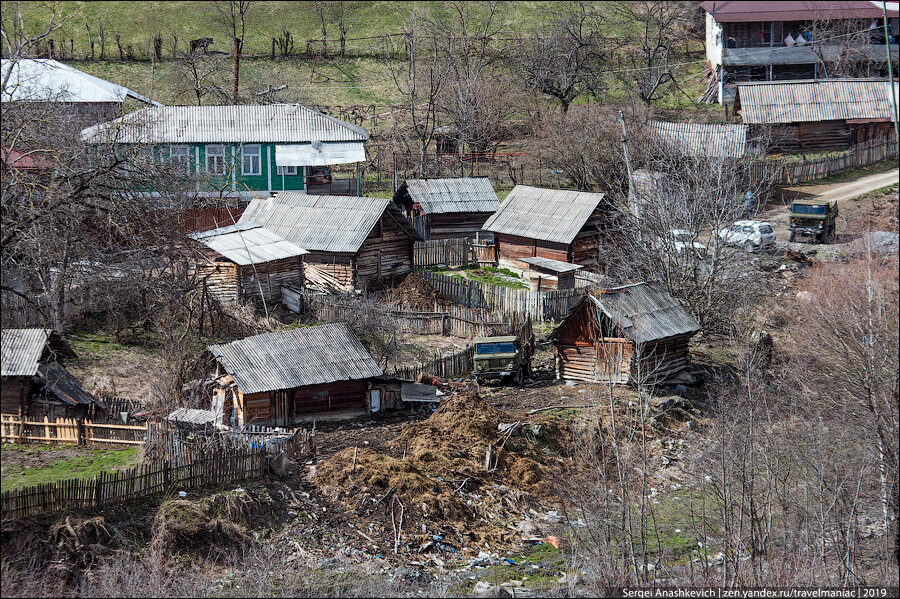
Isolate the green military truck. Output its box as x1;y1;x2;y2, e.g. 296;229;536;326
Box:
473;334;534;386
789;198;838;243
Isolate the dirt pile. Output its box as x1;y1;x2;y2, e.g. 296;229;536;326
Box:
388;273;451;310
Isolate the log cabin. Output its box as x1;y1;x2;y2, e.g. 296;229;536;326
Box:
1;328;103;418
208;323;385;427
483;185;606;270
190;221;308;303
239;193;422;292
393;177;500;240
549;282;701;385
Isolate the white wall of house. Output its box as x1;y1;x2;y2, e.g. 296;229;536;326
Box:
706;12;723;67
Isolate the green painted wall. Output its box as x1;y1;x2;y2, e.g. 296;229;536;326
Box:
160;143;306;192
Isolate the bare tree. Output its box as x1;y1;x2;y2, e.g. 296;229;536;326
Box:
214;0;252;103
612;1;691;106
804;15;891;79
175;52;229;106
0;1;77;61
512;1;607;113
313;1;329;58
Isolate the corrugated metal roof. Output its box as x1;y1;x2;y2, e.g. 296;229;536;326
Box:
590;282;700;344
649;120;747;158
1;329;51;377
736;79;898;124
208;323;383;395
520;256;584;273
2;58;161;105
699;1;897;21
167;407;218;425
190;221;308;266
403;177;500;214
482;185;606;245
239;193;420;253
35;362;101;407
81;104;368;144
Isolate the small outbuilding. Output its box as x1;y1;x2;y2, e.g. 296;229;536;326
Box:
208;323;385;427
519;256;583;291
549;282;701;384
1;328;103;418
190;221;307;303
393;177;501;240
483;185;606;269
240;193;421;291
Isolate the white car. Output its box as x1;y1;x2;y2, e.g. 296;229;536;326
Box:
657;229;708;259
716;220;776;252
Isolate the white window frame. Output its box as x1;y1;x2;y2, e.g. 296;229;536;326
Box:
169;145;190;174
242;145;261;176
206;145;226;175
276;164;298;176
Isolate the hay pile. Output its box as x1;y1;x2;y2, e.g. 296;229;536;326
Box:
149;498;250;559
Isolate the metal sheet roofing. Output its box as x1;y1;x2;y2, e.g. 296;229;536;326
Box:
1;329;51;377
35;362;101;407
699;1;897;21
190;221;307;266
167;407;218;425
208;323;383;395
239;193;420;253
81;104;369;144
403;177;500;214
520;256;584;273
482;185;606;245
2;58;161;105
736;80;899;124
649;120;747;158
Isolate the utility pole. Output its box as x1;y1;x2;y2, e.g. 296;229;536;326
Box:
883;2;899;150
234;37;240;103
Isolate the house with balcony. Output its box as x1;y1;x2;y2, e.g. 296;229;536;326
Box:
701;1;899;104
80;104;369;198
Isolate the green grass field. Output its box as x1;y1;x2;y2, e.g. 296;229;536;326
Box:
1;444;141;491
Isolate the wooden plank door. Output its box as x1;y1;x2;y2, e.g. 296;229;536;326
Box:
595;339;630;384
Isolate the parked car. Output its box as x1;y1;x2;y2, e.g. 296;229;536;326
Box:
657;229;708;259
716;220;776;252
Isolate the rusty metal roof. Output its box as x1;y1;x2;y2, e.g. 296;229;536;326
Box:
208;323;383;395
35;362;102;407
190;221;308;266
551;282;700;344
240;193;420;253
81;104;368;144
699;1;897;22
483;185;606;245
403;177;500;214
649;120;747;158
520;256;584;273
1;328;51;377
736;79;899;124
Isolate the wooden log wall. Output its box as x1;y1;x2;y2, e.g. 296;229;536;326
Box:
293;380;367;415
199;261;240;303
495;233;570;264
356;214;415;290
303;251;356;291
428;212;492;240
238;257;303;303
0;377;27;415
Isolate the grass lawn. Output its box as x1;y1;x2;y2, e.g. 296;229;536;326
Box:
1;444;141;491
421;264;529;289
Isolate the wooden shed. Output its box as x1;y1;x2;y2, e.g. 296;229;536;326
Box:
1;328;103;418
393;177;500;240
735;79;899;151
549;282;701;384
208;323;385;427
239;193;422;292
519;256;583;291
190;221;307;303
483;186;606;270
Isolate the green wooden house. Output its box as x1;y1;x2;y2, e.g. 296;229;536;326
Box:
80;104;368;198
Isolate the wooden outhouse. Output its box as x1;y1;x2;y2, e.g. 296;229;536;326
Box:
519;256;583;291
208;323;385;427
393;177;500;240
239;193;421;292
550;282;701;384
190;221;307;303
1;328;103;418
483;186;606;270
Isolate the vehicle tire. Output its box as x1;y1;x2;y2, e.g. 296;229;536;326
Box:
516;367;525;388
474;375;481;386
789;231;795;243
743;241;755;253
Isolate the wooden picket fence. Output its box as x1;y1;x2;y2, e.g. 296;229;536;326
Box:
413;238;498;268
285;287;530;338
143;421;315;464
0;414;147;446
1;449;266;519
417;270;586;321
750;135;898;185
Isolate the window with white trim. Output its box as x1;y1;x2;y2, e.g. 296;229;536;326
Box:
170;145;190;174
276;165;297;175
206;145;226;174
242;145;261;176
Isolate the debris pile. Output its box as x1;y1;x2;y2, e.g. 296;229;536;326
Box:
386;273;451;310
